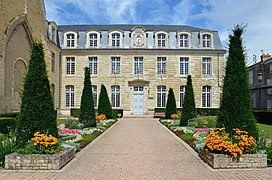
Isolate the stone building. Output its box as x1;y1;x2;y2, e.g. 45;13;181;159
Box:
55;24;225;116
249;53;272;110
0;0;225;116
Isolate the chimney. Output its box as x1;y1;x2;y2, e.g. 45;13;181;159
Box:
260;53;271;61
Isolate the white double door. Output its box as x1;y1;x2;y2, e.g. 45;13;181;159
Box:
133;86;144;115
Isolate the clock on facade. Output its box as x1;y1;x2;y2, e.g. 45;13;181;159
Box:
136;36;142;44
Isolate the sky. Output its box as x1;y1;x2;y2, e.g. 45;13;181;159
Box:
44;0;272;66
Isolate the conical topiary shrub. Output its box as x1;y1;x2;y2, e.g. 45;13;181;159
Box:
79;67;96;127
217;25;258;139
98;84;113;119
165;88;177;119
16;42;58;147
180;75;196;126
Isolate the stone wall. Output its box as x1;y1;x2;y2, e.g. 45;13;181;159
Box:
5;148;75;170
199;150;267;169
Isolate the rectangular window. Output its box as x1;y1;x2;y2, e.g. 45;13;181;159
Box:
88;57;98;75
67;33;75;47
157;57;166;75
66;85;74;107
66;57;75;75
202;86;211;107
157;86;166;107
134;57;143;74
112;33;120;47
89;33;98;47
92;85;97;107
158;33;166;47
202;58;211;75
180;86;185;107
202;34;211;48
51;26;56;43
180;34;188;47
51;52;55;73
111;85;120;107
180;57;189;75
111;57;120;74
249;70;253;85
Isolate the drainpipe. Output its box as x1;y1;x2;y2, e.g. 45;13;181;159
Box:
217;52;220;87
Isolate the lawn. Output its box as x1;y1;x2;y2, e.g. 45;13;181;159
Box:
257;123;272;138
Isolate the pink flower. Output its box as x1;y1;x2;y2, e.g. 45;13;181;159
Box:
194;128;210;134
60;129;81;135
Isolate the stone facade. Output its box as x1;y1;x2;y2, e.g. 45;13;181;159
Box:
199;150;267;169
0;1;225;116
0;0;55;112
5;148;75;170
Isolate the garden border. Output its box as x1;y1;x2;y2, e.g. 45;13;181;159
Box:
158;119;272;171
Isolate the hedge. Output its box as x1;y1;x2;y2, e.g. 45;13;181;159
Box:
154;108;218;116
253;110;272;125
0;112;19;117
0;118;17;134
71;108;123;118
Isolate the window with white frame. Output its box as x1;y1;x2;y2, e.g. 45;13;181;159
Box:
202;34;211;48
112;33;120;47
157;86;166;107
89;33;98;47
111;85;120;107
157;57;166;75
88;57;97;75
202;86;211;107
66;57;75;75
66;33;75;47
180;34;188;47
111;57;120;74
134;57;143;74
92;85;97;107
202;58;211;75
51;26;56;43
158;33;166;47
180;85;185;107
66;85;74;108
51;52;55;73
180;57;189;75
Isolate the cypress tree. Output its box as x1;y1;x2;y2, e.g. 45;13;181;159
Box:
165;88;177;119
217;25;258;139
180;75;196;126
16;42;58;147
79;67;96;127
98;84;113;119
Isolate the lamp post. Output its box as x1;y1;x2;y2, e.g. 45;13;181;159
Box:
258;72;263;110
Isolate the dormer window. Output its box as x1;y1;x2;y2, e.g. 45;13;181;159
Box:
89;33;98;47
67;33;75;47
86;31;100;48
63;31;78;48
48;22;58;44
180;34;188;47
51;26;56;43
112;33;120;47
202;34;211;48
158;33;166;47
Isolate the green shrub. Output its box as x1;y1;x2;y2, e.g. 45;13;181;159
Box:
0;118;17;134
79;67;96;127
180;75;196;126
179;133;194;141
253;110;272;125
112;109;123;118
165;88;177;119
154;108;166;112
217;25;258;140
16;43;58;147
0;136;17;167
71;108;81;118
98;84;113;119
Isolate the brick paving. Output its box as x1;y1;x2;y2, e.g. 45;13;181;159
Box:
1;116;272;180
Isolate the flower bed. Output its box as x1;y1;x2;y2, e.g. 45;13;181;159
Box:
5;148;75;170
199;150;267;169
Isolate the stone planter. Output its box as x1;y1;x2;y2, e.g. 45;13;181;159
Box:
199;150;267;169
5;148;75;170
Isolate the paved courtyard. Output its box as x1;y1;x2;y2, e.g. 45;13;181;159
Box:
1;116;272;180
